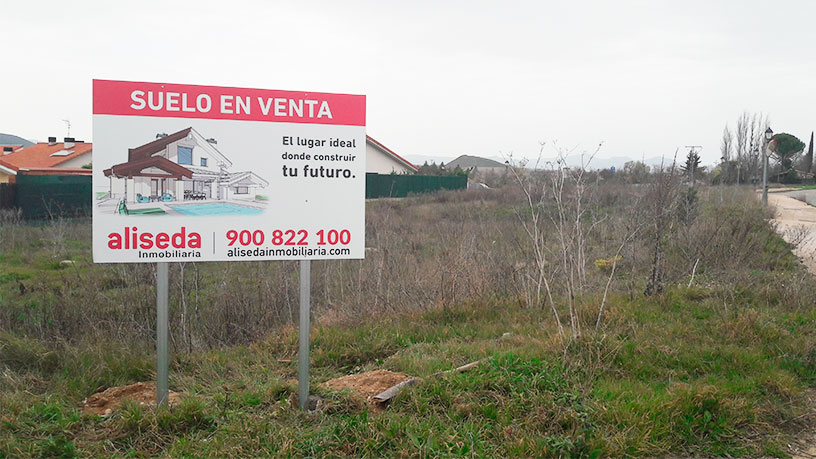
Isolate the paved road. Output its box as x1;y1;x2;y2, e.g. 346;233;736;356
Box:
769;191;816;458
768;190;816;274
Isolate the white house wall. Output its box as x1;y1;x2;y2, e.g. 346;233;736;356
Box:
125;178;135;203
365;142;413;174
229;177;262;200
175;179;184;201
58;152;92;169
231;186;257;200
110;177;124;196
133;179;149;198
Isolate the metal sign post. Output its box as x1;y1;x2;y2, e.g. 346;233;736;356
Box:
156;262;169;406
298;260;311;410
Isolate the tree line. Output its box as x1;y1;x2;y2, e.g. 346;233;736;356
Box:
718;111;810;184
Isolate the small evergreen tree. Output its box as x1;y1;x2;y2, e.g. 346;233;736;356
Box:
681;150;701;186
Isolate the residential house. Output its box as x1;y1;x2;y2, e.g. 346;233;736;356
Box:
0;137;92;183
366;135;418;174
103;127;268;204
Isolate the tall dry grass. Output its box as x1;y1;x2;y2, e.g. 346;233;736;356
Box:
0;183;810;351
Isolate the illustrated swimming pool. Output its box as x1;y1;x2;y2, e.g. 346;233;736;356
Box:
169;203;264;216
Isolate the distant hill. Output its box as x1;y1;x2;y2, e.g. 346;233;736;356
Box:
0;133;34;147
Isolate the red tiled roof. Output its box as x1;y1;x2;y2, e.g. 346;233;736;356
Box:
128;127;191;161
0;158;16;172
366;135;418;171
0;142;92;170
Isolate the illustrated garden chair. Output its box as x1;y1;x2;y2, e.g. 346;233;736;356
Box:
117;199;129;215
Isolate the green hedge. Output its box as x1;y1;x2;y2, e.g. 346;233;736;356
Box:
14;174;91;219
365;173;466;198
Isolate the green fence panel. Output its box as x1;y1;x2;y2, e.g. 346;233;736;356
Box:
0;183;15;209
14;174;92;219
11;173;460;217
365;173;466;198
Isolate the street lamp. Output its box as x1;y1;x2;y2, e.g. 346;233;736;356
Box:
762;127;773;207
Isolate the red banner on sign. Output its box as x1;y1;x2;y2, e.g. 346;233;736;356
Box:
93;80;366;126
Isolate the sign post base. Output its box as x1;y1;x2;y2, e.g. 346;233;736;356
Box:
298;260;311;410
156;262;169;407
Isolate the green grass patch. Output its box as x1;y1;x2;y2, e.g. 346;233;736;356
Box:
3;293;816;456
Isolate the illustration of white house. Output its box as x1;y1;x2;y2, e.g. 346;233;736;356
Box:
103;127;268;205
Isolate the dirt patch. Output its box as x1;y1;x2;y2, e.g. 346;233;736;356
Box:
322;370;410;402
766;197;816;457
81;382;181;416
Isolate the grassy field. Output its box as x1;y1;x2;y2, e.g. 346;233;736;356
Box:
3;185;816;457
3;290;816;457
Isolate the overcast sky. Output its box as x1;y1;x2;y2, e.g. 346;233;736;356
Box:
2;0;814;166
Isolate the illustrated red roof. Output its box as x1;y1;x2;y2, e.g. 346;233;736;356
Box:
366;135;418;171
128;128;192;161
0;141;92;171
103;155;193;179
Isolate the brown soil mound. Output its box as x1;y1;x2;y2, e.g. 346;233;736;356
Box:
81;382;181;416
322;370;410;402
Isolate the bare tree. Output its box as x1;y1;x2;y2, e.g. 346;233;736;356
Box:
644;154;681;297
720;125;733;163
735;112;749;184
509;142;605;338
507;151;565;340
746;113;768;185
720;112;770;185
548;148;597;337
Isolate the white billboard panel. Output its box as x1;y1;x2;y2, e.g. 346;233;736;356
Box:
92;80;366;263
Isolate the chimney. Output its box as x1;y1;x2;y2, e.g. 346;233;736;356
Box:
48;136;57;146
2;146;13;155
64;137;75;149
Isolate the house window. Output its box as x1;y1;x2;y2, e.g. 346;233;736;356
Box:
236;186;249;194
200;157;208;167
178;146;193;165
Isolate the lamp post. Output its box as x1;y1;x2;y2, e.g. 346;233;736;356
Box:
762;127;773;207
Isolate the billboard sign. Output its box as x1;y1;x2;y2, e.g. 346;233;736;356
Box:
92;80;366;263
